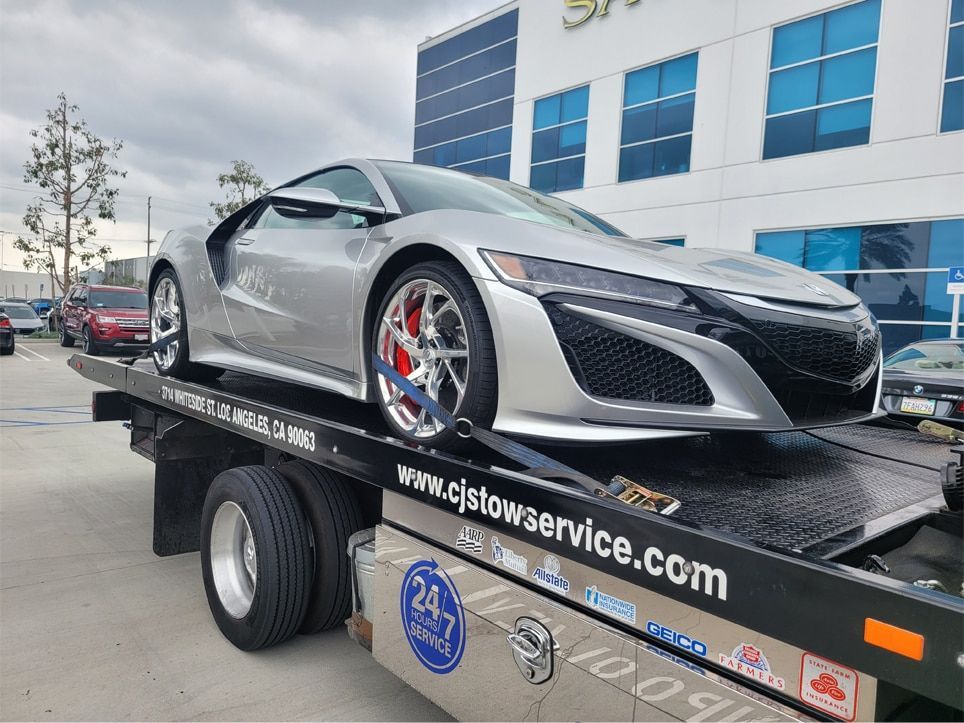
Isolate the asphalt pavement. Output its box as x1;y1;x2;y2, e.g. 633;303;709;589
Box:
0;341;448;721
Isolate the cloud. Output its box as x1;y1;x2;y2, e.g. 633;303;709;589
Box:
0;0;503;267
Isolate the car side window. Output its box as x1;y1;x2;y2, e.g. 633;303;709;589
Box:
75;287;88;306
254;167;381;232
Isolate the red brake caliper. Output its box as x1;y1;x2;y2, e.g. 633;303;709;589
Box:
393;303;422;415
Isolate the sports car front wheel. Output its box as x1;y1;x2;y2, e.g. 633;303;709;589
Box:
150;269;224;383
373;261;497;450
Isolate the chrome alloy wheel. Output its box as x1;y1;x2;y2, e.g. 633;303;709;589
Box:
209;501;257;619
151;277;180;370
376;279;470;439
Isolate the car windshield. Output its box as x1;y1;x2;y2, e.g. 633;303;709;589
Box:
1;305;39;319
89;291;148;309
884;342;964;372
374;161;627;237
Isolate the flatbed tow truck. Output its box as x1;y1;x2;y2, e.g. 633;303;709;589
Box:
69;353;963;721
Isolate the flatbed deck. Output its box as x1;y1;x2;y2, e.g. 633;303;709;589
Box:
123;358;949;553
69;353;964;714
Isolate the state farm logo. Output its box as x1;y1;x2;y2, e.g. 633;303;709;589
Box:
810;673;846;700
800;653;858;721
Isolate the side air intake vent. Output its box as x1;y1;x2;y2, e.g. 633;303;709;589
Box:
544;304;714;406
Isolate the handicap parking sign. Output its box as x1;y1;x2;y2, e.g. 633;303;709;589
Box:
948;267;964;295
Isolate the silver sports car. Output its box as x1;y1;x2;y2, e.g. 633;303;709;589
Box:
149;160;883;448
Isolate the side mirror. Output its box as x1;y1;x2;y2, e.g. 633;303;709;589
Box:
267;187;386;221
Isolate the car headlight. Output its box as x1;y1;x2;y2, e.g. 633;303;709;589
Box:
480;250;697;312
96;315;116;324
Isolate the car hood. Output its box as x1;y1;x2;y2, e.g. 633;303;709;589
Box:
437;210;863;308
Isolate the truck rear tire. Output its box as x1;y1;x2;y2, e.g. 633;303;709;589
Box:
276;461;364;634
200;465;312;650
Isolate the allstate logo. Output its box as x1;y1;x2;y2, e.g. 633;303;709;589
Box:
532;554;570;595
400;559;465;674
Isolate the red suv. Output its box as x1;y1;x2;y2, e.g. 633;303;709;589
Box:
60;284;149;355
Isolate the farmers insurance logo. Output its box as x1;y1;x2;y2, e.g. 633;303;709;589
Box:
718;644;786;691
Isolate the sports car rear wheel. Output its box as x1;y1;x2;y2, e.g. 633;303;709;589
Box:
150;269;224;382
373;261;497;450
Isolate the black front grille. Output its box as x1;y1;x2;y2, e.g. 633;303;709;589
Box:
748;315;880;382
545;305;714;406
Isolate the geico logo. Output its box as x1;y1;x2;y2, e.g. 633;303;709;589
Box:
646;621;708;657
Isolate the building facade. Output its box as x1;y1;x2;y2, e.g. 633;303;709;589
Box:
414;0;964;353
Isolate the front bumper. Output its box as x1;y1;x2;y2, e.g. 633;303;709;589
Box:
480;279;882;442
91;321;150;349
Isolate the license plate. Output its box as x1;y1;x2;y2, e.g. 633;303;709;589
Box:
899;396;936;415
134;334;148;342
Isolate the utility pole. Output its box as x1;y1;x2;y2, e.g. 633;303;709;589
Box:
145;195;152;286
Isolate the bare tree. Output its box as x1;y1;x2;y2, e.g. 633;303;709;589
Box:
13;93;126;293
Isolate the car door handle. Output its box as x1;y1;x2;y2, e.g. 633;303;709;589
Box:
237;237;256;245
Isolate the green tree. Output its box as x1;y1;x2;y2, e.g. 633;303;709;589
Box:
13;93;125;294
210;160;270;222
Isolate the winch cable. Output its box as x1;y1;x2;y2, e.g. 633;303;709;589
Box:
803;430;941;473
371;354;626;498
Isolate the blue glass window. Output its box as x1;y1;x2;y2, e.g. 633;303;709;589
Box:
530;86;589;193
417;10;518;76
414;10;516;175
619;52;698;183
942;5;964;132
655;238;685;247
756;218;964;354
414;98;513;150
415;69;515;125
416;40;517;99
764;0;880;159
755;230;805;266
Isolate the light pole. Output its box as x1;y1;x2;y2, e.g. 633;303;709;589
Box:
145;196;152;286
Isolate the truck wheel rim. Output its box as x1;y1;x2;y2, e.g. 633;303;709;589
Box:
151;277;180;370
376;279;470;439
209;501;257;619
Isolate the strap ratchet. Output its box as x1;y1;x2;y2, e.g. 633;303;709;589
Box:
372;354;679;514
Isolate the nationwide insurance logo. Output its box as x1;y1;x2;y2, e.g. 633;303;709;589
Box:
585;585;636;624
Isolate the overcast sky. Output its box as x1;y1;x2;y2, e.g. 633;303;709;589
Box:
0;0;504;271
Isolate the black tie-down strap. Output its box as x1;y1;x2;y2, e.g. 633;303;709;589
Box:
117;333;175;366
372;354;679;514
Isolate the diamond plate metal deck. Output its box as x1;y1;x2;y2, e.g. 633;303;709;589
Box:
142;363;952;552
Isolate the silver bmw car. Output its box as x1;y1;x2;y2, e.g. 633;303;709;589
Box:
149;159;883;448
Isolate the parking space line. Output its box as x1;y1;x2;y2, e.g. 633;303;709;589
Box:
13;351;31;361
18;345;50;361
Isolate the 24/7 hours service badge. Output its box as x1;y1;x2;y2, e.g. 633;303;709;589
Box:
400;559;466;674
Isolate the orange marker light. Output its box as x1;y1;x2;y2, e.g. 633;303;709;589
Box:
864;618;925;661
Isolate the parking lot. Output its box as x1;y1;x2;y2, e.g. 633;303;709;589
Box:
0;341;447;722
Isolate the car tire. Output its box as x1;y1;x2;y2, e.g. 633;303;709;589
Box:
0;341;12;356
82;326;100;356
200;465;313;651
275;461;364;634
150;269;224;383
59;323;75;347
372;260;498;450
